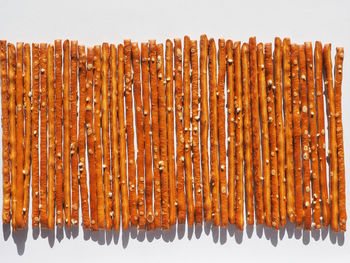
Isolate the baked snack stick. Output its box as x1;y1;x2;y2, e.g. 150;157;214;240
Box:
242;43;254;226
323;44;338;232
249;37;264;225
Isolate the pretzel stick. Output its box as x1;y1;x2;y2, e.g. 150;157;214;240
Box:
249;37;263;225
166;40;177;226
141;43;155;229
208;38;220;227
298;44;311;230
117;44;130;230
174;38;186;224
200;35;212;223
0;41;10;224
334;47;346;232
315;41;330;226
242;43;254;226
132;42;146;229
274;38;287;226
31;43;40;227
283;38;296;222
323;44;338;232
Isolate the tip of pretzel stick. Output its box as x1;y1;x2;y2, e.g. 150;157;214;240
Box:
200;34;208;39
226;39;233;45
274;37;281;42
336;47;344;52
124;39;131;44
131;42;138;47
54;39;62;43
16;42;24;47
234;41;241;47
149;39;156;45
71;40;78;44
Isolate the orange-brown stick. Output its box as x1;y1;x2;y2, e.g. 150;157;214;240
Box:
242;43;254;226
249;37;263;225
323;44;338;232
174;38;186;224
208;38;220;227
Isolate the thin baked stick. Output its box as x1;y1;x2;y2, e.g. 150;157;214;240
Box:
166;40;177;226
117;44;130;230
174;38;186;224
110;44;121;231
274;38;287;226
132;42;146;229
0;40;10;224
141;43;155;229
191;40;203;225
78;45;90;229
31;43;40;227
101;43;113;230
86;47;98;230
242;43;254;226
323;44;338;232
283;38;296;222
299;44;311;230
305;42;321;229
208;38;220;227
54;40;64;227
200;35;212;223
315;41;330;226
249;37;263;225
257;43;271;227
334;47;346;232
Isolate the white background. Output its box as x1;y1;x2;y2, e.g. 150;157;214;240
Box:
1;0;350;262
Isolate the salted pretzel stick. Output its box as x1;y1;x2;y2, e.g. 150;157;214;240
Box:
315;41;330;226
242;43;254;226
110;44;121;231
323;44;338;232
299;44;311;230
305;42;321;229
141;43;154;229
166;40;177;226
283;38;296;222
274;38;287;226
249;37;263;225
132;42;146;229
0;40;10;224
78;45;90;229
101;43;113;230
208;39;220;227
174;38;186;224
257;43;271;227
200;35;212;222
265;43;279;229
31;43;40;227
334;47;346;232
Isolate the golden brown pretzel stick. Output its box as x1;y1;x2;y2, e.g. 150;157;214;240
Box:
110;44;121;231
101;43;113;230
249;37;263;225
265;43;279;229
299;44;311;230
274;38;287;226
283;38;295;222
242;43;254;226
54;40;64;227
257;43;271;227
334;47;346;232
141;43;155;229
78;45;90;229
132;42;146;229
0;41;10;224
31;43;40;227
208;38;220;227
191;40;203;225
174;38;186;224
323;44;338;232
200;35;212;223
86;47;98;230
166;40;177;226
117;44;130;230
315;41;330;226
305;42;321;229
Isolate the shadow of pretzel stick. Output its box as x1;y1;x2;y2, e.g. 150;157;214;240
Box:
3;223;11;241
12;227;28;255
41;227;55;247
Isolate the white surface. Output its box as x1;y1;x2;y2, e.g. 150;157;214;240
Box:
1;0;350;262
